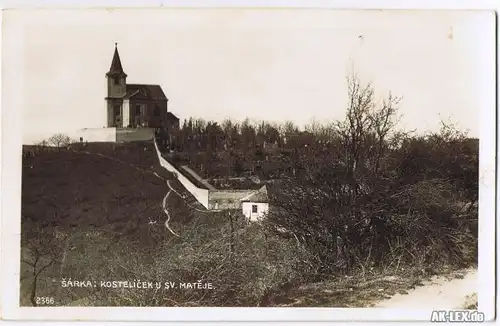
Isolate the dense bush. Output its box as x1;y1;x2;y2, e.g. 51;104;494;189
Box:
265;76;478;279
110;216;306;306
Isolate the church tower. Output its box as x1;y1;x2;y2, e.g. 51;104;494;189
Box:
105;43;127;127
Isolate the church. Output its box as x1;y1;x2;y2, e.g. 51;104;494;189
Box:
105;43;179;130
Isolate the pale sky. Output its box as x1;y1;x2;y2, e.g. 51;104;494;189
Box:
2;9;494;143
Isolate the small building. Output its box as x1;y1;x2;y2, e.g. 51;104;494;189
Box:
207;186;269;221
240;185;269;221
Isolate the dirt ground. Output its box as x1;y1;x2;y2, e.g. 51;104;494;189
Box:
265;267;478;308
373;268;477;309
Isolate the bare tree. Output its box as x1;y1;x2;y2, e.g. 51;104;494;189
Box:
267;72;407;274
21;226;61;306
48;133;71;149
370;92;402;173
335;73;402;190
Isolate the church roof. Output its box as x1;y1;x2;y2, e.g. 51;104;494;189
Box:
167;112;179;122
106;43;127;78
126;84;168;101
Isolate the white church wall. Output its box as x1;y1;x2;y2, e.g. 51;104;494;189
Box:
116;128;154;142
69;128;117;143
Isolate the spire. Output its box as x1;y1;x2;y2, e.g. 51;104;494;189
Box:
106;42;127;77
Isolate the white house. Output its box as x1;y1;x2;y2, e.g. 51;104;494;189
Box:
240;185;269;222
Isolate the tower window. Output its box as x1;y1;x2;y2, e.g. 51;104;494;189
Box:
113;77;120;85
135;105;141;116
154;105;160;116
114;105;121;116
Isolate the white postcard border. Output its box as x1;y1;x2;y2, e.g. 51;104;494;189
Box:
1;0;497;322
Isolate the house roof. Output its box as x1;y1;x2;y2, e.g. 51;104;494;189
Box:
125;84;168;101
240;185;269;203
106;43;127;78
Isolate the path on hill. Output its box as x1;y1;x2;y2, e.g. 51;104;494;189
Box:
161;186;181;237
373;268;477;309
75;149;217;238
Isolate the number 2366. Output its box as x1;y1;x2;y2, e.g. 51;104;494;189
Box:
36;297;55;305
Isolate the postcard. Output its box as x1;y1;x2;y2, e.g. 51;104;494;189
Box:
1;6;496;323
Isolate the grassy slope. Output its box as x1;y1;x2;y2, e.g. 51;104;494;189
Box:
22;143;165;230
20;142;210;306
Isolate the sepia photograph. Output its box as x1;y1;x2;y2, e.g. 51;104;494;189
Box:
0;5;496;323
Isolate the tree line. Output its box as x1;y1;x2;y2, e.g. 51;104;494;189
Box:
169;73;478;279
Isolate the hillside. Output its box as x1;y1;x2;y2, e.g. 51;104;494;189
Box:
20;142;221;306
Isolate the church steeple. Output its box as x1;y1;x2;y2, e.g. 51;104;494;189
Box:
105;42;128;120
106;42;127;78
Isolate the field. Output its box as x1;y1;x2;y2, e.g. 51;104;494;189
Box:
22;142;168;230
